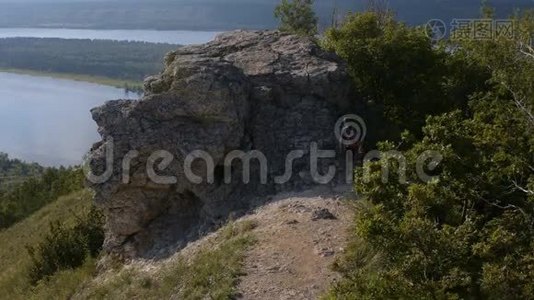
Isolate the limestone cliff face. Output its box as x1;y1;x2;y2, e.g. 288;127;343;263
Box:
87;30;356;258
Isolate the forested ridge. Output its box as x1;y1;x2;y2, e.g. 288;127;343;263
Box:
0;38;178;82
0;152;42;179
0;152;43;191
0;153;84;229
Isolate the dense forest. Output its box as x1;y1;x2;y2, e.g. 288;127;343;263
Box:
0;152;43;190
0;38;178;82
0;163;84;229
0;153;84;229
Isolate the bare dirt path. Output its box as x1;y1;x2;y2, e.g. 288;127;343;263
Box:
236;186;354;300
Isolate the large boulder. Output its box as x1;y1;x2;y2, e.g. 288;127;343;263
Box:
86;30;356;258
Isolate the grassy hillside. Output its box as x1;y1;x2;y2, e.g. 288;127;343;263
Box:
0;189;94;299
0;188;255;299
76;221;256;299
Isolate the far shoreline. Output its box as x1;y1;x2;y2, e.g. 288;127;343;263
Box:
0;68;143;91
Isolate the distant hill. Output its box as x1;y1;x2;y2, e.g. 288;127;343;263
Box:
0;153;43;190
0;38;178;82
0;0;531;30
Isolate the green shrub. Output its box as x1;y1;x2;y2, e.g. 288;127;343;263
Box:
274;0;318;36
75;207;106;258
26;207;104;284
26;222;87;284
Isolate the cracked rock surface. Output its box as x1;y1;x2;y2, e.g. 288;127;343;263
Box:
87;30;356;258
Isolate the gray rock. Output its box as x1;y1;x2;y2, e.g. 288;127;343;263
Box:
311;208;337;221
86;30;357;258
285;219;299;225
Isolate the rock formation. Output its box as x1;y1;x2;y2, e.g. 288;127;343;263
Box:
87;30;356;258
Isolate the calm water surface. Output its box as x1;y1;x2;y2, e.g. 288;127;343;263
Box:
0;28;222;166
0;28;221;44
0;72;136;166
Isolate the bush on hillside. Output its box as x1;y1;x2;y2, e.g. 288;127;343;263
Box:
26;206;105;284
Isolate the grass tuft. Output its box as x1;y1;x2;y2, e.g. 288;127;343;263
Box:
78;220;257;299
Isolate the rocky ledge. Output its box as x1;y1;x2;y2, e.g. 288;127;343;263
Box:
86;30;356;258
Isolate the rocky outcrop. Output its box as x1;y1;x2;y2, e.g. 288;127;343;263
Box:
87;30;356;258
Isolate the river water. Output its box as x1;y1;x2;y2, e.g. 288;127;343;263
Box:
0;29;221;166
0;72;135;166
0;28;221;44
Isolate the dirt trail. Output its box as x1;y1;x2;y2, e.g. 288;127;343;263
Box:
88;186;355;300
236;186;354;300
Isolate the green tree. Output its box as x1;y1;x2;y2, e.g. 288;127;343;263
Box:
322;11;488;140
328;9;534;299
274;0;318;36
